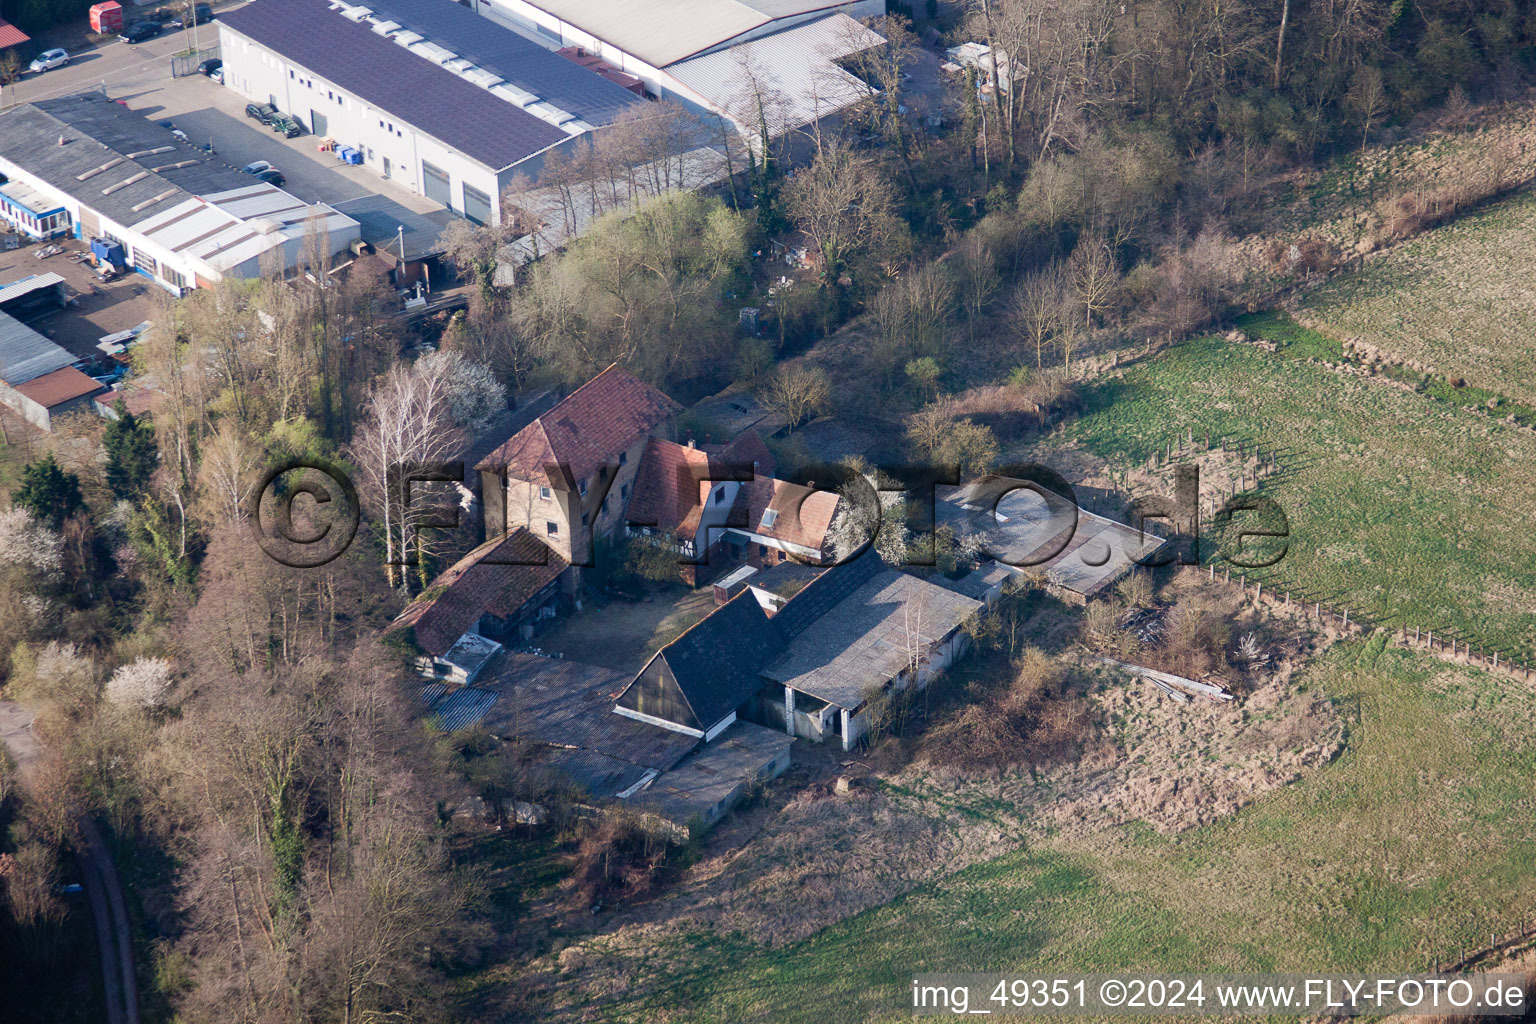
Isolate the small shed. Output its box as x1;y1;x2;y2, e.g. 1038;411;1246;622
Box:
712;564;758;605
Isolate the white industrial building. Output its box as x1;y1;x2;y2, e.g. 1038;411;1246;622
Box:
0;93;359;294
218;0;649;226
475;0;887;136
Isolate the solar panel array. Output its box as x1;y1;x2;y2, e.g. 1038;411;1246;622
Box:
221;0;571;170
359;0;645;127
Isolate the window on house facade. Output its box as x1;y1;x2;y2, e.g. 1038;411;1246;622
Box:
713;487;725;505
618;450;627;465
546;521;558;535
620;483;629;499
578;478;588;496
162;266;187;291
539;485;551;500
581;513;590;526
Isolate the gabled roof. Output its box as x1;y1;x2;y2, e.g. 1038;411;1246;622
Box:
705;427;776;477
359;0;646;127
220;0;573;172
388;528;567;656
734;475;840;552
620;590;784;728
477;364;681;483
766;549;881;642
626;437;739;540
762;567;984;708
0;18;30;50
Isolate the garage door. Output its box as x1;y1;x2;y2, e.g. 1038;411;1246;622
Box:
462;183;491;226
422;161;451;207
311;109;328;137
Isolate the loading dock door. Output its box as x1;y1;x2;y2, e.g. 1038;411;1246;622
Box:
422;161;451;207
311;109;328;137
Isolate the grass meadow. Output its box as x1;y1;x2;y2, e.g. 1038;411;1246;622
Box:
1297;188;1536;406
533;644;1536;1023
1036;335;1536;659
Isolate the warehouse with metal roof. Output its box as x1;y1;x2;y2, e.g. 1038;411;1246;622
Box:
0;93;359;292
0;310;102;431
475;0;886;142
219;0;649;226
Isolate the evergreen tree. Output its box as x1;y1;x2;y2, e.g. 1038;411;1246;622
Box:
13;454;84;529
103;401;159;498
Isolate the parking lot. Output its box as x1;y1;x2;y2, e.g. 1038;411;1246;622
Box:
3;3;445;219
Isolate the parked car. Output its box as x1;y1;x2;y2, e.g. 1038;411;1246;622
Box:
254;169;287;188
28;48;70;73
242;160;276;175
244;102;279;125
209;67;223;84
270;114;303;138
196;57;222;76
119;21;163;44
174;3;213;27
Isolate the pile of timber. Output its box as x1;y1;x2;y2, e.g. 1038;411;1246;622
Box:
1098;657;1235;703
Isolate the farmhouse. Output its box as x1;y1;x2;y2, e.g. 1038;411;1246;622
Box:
624;433;841;582
477;364;681;567
0;95;359;293
219;0;649;226
388;527;570;660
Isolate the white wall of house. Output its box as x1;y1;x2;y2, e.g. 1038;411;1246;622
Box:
219;25;533;225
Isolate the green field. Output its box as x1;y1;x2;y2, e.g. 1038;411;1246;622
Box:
1299;188;1536;406
1036;335;1536;658
529;644;1536;1023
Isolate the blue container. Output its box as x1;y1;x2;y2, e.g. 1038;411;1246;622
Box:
91;237;126;266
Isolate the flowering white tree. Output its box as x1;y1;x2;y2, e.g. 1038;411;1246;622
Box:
0;506;63;579
106;657;174;710
347;352;505;588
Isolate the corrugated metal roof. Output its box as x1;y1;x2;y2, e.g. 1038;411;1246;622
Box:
358;0;645;127
221;0;572;171
0;274;66;308
0;311;74;386
133;183;358;274
523;0;770;67
666;13;882;133
426;686;500;731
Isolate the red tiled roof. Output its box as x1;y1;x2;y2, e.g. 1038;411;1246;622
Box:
707;428;776;478
0;19;30;49
736;477;840;552
627;438;724;541
14;367;104;408
629;436;838;551
389;528;568;657
476;364;680;485
95;383;161;419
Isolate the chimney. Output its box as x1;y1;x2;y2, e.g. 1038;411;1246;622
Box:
687;437;696;449
58;135;68;146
